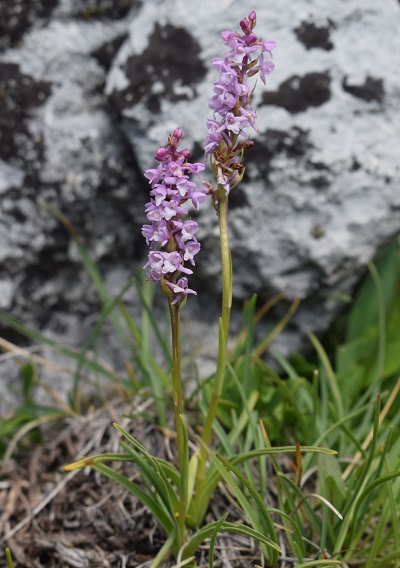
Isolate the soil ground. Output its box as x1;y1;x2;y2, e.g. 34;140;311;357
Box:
0;397;268;567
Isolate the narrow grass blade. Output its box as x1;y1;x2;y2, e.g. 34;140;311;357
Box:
203;444;336;504
227;361;266;495
92;462;174;534
216;452;280;561
299;493;343;521
368;261;386;381
64;452;137;470
119;440;178;515
3;413;66;468
149;529;176;568
278;473;323;539
257;357;310;435
44;204;132;348
113;423;180;487
197;438;281;565
302;402;374;471
156;458;181;487
182;520;281;561
308;332;344;419
113;424;180;514
65;443;179;520
208;512;229;568
231;292;285;356
5;548;14;568
44;204;108;301
350;470;400;536
335;395;382;553
365;468;398;568
227;389;259;446
254;297;300;357
293;561;343;567
342;377;400;481
384;457;400;568
142;361;168;427
0;311;120;382
375;551;400;568
292;540;304;564
72;275;137;404
134;278;172;366
242;294;257;387
271;348;300;379
231;444;337;466
264;506;305;558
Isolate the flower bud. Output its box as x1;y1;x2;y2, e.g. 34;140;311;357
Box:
155;147;168;161
249;11;257;25
173;127;182;139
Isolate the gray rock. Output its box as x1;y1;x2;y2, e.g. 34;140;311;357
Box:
1;0;400;412
0;1;143;411
105;0;400;339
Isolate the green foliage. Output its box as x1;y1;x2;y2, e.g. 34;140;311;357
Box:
4;548;14;568
2;207;399;566
0;358;66;460
194;237;400;565
67;421;339;566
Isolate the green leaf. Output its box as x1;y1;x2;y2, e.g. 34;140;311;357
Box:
293;561;343;567
375;550;400;568
92;462;174;534
203;444;336;505
20;363;36;403
134;277;172;367
318;453;346;511
197;438;280;565
346;239;400;343
113;424;180;515
182;520;281;561
309;332;344;419
334;395;382;553
208;512;229;568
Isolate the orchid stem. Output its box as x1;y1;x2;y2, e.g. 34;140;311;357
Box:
169;301;187;544
202;186;231;445
195;186;232;519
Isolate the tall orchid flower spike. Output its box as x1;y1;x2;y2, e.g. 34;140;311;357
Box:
197;13;276;496
205;10;276;196
142;130;207;545
142;128;207;307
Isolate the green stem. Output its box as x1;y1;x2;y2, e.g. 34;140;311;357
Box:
217;188;232;334
168;301;187;545
195;185;232;520
203;186;231;444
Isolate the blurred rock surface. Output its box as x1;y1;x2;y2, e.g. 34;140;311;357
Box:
1;0;400;408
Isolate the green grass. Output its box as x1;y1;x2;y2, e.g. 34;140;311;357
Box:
1;221;399;566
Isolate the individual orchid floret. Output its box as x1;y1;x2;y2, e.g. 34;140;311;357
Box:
205;11;276;196
165;277;196;305
142;129;207;306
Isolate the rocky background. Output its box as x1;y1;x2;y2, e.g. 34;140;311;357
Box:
1;0;400;405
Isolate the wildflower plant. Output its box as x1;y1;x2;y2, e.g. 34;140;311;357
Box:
200;9;276;472
64;12;348;567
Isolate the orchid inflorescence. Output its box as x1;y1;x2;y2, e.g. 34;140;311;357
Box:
142;13;276;307
66;12;303;568
141;128;207;305
205;10;276;195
